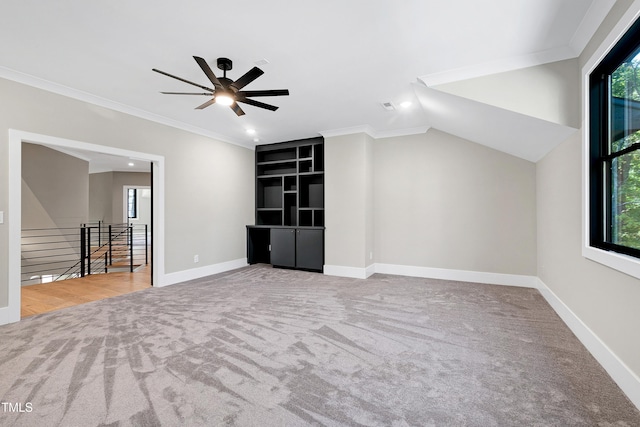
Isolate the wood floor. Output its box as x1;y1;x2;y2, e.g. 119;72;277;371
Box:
21;267;151;318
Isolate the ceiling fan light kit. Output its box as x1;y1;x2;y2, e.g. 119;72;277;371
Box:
152;56;290;117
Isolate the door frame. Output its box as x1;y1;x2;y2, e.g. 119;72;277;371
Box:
5;129;166;324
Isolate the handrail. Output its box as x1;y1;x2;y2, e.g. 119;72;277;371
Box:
21;222;149;284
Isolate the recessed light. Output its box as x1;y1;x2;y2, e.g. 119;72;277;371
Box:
128;162;135;167
246;128;256;135
253;138;260;143
400;101;413;109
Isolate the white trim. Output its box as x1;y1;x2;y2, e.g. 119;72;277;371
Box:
365;263;376;278
319;125;430;140
325;263;539;288
373;126;431;139
419;46;576;87
536;278;640;410
6;130;166;325
569;0;617;55
160;258;248;287
582;3;640;281
7;132;22;323
0;66;252;150
374;263;540;288
319;125;376;139
324;264;374;279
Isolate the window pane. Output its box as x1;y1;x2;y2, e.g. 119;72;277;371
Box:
610;49;640;153
611;152;640;249
127;188;137;218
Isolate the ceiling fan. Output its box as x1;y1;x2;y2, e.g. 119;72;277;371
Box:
152;56;289;116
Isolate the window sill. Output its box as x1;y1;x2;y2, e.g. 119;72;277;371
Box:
583;244;640;280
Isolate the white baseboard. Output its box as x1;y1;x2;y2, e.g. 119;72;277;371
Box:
323;262;639;410
0;306;13;326
159;258;248;287
374;263;540;288
536;278;640;410
324;264;375;279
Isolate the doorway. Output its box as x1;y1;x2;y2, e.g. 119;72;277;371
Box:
5;130;165;324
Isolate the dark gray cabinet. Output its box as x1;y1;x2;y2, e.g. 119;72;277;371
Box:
270;228;296;268
295;229;323;271
269;227;323;271
247;137;324;272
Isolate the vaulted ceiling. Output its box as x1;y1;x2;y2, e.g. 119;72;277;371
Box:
0;0;615;161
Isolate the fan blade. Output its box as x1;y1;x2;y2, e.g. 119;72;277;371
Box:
160;92;211;95
230;103;245;116
195;98;216;110
238;89;289;97
230;67;264;91
152;68;214;92
237;97;279;111
193;56;224;89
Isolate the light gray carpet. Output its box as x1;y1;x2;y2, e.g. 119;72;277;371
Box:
0;264;638;426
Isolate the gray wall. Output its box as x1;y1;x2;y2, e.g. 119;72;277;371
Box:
22;143;89;229
373;130;537;274
325;133;375;269
435;58;580;129
325;130;537;276
0;77;254;307
88;172;114;223
536;0;640;380
110;172;151;224
89;171;151;224
537;130;640;377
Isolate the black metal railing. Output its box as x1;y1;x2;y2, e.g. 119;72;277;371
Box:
21;222;148;284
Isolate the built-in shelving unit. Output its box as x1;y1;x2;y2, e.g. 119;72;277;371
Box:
255;137;324;227
248;137;324;272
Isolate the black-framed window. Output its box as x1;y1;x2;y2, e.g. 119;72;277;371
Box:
590;16;640;259
127;188;138;219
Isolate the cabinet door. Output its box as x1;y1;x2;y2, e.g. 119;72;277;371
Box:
296;229;323;271
270;228;296;268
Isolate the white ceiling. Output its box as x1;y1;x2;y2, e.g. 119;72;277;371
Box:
0;0;614;162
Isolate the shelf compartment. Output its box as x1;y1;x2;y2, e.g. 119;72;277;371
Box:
298;145;312;158
257;210;282;226
257;161;297;176
284;175;297;192
299;174;324;208
257;177;282;208
298;159;313;173
314;210;324;227
299;210;313;227
283;193;298;226
257;147;297;163
314;144;324;172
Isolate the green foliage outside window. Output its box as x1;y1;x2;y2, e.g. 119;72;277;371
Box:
610;51;640;250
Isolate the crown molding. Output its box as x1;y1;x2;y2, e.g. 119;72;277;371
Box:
0;66;254;150
419;46;577;87
319;124;430;140
569;0;617;55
